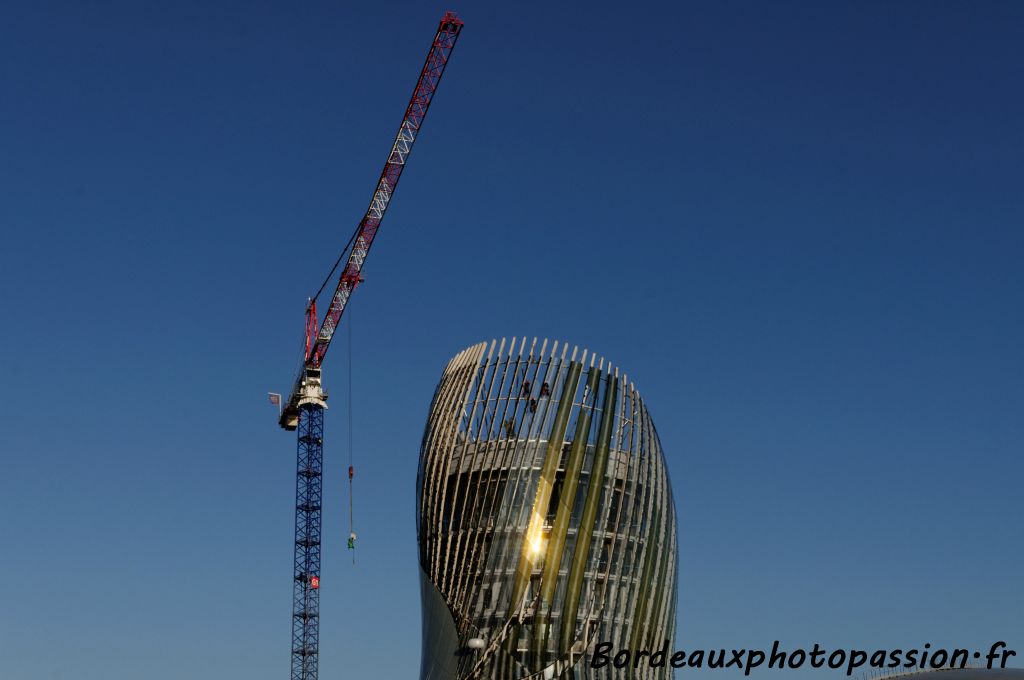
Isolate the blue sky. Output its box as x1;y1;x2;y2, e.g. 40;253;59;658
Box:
1;1;1022;678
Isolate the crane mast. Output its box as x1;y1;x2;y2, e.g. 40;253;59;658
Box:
281;12;463;680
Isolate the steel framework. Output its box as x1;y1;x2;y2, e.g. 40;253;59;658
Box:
292;398;324;680
280;11;464;430
309;11;463;366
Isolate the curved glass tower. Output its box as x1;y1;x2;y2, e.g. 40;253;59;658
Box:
417;338;678;680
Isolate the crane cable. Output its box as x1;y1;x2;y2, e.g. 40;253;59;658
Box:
312;222;361;306
307;223;362;564
346;308;356;565
287;225;361;389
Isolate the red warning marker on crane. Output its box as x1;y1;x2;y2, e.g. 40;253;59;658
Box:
310;576;320;590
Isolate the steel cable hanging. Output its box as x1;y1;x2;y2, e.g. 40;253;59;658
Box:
347;308;356;565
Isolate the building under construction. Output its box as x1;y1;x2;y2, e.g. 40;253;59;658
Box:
417;338;679;680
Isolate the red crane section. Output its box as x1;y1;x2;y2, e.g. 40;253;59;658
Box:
311;11;463;368
279;11;463;430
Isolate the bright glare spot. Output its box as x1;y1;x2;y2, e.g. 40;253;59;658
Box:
530;536;544;556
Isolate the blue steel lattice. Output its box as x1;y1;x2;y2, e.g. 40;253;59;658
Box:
292;403;323;680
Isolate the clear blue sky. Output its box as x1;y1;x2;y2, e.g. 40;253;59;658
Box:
1;1;1021;678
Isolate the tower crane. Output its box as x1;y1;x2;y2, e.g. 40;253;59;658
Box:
276;12;463;680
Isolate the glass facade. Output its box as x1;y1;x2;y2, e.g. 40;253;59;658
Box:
417;338;678;680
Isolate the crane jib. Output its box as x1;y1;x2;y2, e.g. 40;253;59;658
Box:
278;12;463;431
309;15;462;368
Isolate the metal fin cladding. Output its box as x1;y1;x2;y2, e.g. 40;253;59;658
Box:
416;338;678;680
